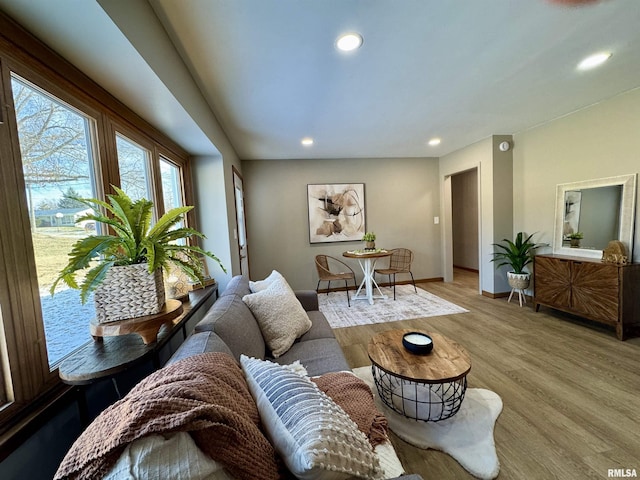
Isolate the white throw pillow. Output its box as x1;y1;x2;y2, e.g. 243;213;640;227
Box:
249;270;285;293
242;276;311;357
104;432;234;480
240;356;384;480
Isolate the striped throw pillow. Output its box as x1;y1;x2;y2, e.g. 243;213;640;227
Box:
240;356;383;480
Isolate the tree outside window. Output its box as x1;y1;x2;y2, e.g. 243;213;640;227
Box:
11;75;98;368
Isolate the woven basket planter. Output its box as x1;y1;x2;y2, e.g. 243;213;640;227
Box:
94;263;165;323
507;272;530;290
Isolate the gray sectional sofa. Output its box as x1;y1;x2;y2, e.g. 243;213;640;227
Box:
168;275;350;375
169;274;423;480
56;274;423;479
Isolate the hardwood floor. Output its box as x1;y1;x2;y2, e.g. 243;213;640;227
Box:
333;269;640;479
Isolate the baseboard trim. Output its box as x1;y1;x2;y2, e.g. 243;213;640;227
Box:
452;265;479;273
482;290;510;299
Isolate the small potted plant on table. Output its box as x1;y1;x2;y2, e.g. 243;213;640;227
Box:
362;232;376;250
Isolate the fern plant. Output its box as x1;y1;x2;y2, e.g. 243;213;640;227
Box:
490;232;545;274
51;186;225;303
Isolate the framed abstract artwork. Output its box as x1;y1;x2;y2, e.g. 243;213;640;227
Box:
307;183;366;244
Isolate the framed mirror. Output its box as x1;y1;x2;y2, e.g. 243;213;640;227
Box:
553;174;637;259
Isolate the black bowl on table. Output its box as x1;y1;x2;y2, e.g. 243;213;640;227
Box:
402;332;434;355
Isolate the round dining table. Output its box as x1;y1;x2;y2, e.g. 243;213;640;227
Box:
343;249;392;305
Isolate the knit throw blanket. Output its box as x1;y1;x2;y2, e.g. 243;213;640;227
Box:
55;355;389;480
313;371;389;448
54;352;282;480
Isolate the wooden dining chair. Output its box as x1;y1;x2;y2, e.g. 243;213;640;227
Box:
315;255;357;307
374;248;417;300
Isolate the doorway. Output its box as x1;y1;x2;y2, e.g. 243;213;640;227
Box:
232;166;250;277
447;168;480;292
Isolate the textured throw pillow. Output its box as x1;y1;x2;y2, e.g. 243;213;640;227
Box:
240;355;384;480
104;432;234;480
249;270;285;293
242;276;311;357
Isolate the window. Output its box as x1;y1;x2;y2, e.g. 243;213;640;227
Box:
0;13;193;430
10;74;99;369
160;157;184;215
116;133;153;203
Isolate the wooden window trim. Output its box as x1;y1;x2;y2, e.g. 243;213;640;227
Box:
0;9;195;436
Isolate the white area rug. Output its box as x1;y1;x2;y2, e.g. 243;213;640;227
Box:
353;366;502;480
318;284;468;328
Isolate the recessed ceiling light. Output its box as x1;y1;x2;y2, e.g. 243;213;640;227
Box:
301;137;314;146
336;33;363;52
428;138;441;146
577;52;612;70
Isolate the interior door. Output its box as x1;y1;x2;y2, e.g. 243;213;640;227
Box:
233;167;250;277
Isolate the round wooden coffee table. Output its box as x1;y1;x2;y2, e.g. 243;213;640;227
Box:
368;329;471;422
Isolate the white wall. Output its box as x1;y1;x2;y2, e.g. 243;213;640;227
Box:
190;155;234;291
513;87;640;263
241;157;441;290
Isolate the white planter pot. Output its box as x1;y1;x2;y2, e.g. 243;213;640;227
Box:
507;272;530;290
94;263;165;323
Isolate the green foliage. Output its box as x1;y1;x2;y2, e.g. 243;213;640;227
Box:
362;232;376;241
58;187;86;209
490;232;545;274
51;186;226;303
568;232;583;239
37;199;58;211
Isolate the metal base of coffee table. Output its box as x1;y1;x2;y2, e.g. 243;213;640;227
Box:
372;365;467;422
368;329;471;423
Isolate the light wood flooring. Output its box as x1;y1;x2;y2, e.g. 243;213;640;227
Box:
333;269;640;479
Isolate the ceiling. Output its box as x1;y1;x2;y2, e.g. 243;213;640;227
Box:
1;0;639;160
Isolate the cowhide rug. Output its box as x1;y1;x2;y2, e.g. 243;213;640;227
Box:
352;366;502;479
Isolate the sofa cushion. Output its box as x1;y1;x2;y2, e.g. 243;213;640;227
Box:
249;270;285;293
219;275;251;298
275;338;350;377
242;277;311;358
166;332;233;366
240;356;383;480
297;311;335;342
295;290;319;312
195;295;266;361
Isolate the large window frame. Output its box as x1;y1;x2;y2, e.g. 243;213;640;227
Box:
0;12;193;436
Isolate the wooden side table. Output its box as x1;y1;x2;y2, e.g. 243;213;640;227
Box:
90;299;183;344
368;329;471;421
59;284;217;425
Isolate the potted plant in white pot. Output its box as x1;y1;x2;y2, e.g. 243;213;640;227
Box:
362;232;376;250
491;232;545;291
51;186;226;323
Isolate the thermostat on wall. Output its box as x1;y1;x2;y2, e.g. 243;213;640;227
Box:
499;141;511;152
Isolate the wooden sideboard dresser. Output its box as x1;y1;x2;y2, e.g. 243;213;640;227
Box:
533;254;640;340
